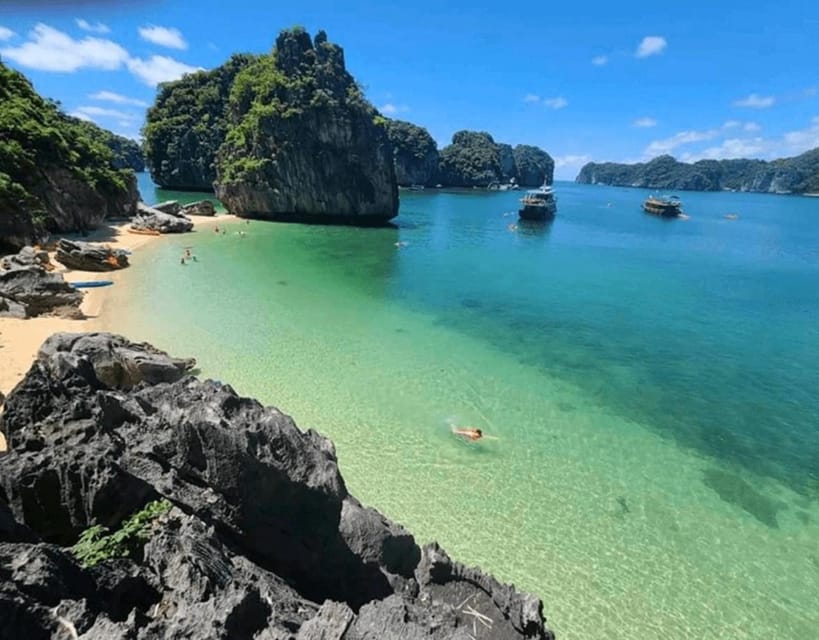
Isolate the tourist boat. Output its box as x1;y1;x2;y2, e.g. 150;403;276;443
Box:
518;183;557;221
642;195;683;217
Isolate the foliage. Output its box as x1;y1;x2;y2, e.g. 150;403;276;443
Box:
385;119;436;161
142;54;256;189
576;150;819;193
71;499;172;568
513;144;555;186
438;130;503;187
217;28;380;185
0;61;132;244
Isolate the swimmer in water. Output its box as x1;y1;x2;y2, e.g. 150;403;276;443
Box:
452;427;483;441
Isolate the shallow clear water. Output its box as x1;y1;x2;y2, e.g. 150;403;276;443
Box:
121;174;819;639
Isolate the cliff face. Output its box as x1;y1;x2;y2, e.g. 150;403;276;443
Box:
0;332;555;639
143;54;255;190
437;132;554;187
576;149;819;194
513;145;555;186
215;29;398;223
438;131;503;187
386;119;439;186
0;62;139;252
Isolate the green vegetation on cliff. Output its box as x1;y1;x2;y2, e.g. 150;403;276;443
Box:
385;119;439;186
142;54;255;190
214;28;397;220
513;145;555;187
0;61;135;250
72;119;145;172
576;150;819;194
438;131;503;187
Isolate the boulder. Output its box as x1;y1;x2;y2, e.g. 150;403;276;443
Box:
54;239;129;272
0;332;555;640
0;246;52;272
0;267;82;318
182;200;216;216
132;203;193;234
150;200;182;216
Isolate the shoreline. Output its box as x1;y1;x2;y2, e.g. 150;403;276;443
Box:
0;213;237;450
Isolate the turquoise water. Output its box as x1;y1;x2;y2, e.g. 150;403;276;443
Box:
120;173;819;639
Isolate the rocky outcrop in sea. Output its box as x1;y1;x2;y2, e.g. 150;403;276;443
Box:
0;332;555;639
215;29;399;224
131;203;194;234
576;148;819;194
55;239;129;272
386;119;440;187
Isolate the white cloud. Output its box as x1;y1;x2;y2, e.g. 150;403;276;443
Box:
72;105;132;120
0;23;128;72
744;122;761;132
633;117;657;128
543;96;568;109
782;116;819;152
75;19;110;34
0;26;16;41
645;128;720;156
89;90;149;107
733;93;775;109
635;36;667;58
805;87;817;97
554;154;592;168
138;25;187;50
127;55;202;86
379;103;409;115
523;94;541;103
591;55;608;66
695;137;767;160
71;111;94;122
723;120;741;129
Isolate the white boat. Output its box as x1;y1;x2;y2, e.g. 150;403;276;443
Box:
518;183;557;221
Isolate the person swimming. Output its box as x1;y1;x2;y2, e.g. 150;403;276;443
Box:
452;426;483;441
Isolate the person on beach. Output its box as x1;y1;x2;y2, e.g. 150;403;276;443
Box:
452;427;483;441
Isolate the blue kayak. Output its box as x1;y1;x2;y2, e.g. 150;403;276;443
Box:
70;280;114;289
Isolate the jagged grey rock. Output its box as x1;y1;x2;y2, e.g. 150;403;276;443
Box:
0;267;82;318
55;239;129;272
150;201;182;216
132;203;193;233
0;332;555;639
0;246;52;272
181;200;216;216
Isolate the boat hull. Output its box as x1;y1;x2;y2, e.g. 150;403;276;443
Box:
642;203;681;217
518;202;556;221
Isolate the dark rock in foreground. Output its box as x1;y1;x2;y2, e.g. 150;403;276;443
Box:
0;265;82;319
0;246;52;272
0;332;554;639
55;239;129;272
131;203;194;234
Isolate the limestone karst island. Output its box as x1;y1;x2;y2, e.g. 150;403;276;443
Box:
2;7;819;640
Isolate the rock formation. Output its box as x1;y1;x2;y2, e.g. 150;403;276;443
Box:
576;148;819;194
150;201;182;216
215;28;399;224
0;62;139;252
0;332;555;639
0;266;82;318
385;119;440;187
55;239;129;272
513;145;555;187
182;200;216;216
143;54;256;191
131;203;194;234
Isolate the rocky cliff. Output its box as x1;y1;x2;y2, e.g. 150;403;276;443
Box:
0;62;139;252
385;119;439;186
0;332;555;639
143;54;256;190
215;29;398;224
576;149;819;194
438;132;554;188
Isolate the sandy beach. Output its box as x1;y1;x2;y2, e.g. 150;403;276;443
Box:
0;214;237;450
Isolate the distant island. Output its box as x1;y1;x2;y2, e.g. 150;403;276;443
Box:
575;150;819;194
142;27;554;212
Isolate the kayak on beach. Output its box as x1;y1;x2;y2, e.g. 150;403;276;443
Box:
69;280;114;289
127;228;161;236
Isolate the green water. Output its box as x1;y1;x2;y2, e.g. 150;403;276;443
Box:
118;174;819;639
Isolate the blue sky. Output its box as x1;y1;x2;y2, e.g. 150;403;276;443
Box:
1;0;817;179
